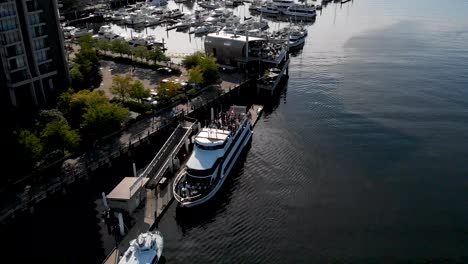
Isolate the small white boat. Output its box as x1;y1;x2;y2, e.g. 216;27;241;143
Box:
288;28;307;49
125;13;146;26
71;28;93;38
118;231;163;264
98;25;112;35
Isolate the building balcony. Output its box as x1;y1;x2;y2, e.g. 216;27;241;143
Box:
32;34;48;40
0;0;14;6
9;64;27;73
26;0;42;13
37;58;52;66
39;62;55;75
6;49;23;58
9;69;30;84
0;26;18;33
0;14;16;20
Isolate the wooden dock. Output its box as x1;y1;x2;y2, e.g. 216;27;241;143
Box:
102;248;119;264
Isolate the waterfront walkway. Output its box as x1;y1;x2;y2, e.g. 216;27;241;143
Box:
0;67;247;223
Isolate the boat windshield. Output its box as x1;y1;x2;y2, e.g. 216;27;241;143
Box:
195;141;226;150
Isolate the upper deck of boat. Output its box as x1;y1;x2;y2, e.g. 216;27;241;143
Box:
195;128;231;145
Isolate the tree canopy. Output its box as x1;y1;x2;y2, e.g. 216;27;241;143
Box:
199;55;219;84
158;81;182;102
133;46;148;61
183;52;219;85
73;39;102;89
188;66;204;85
147;48;169;64
111;74;133;102
111;39;131;57
129;80;150;102
182;52;204;69
17;129;43;167
82;102;129;138
41;119;80;154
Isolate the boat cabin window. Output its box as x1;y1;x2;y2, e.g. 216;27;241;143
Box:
187;158;222;176
195;140;227;150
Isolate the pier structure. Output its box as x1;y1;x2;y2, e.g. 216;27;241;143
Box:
103;118;198;263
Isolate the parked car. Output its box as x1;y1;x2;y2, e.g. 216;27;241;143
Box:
157;67;173;74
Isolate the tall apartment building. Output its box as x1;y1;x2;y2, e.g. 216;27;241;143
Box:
0;0;69;111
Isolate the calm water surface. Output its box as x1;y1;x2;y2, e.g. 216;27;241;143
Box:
2;0;468;263
159;0;468;262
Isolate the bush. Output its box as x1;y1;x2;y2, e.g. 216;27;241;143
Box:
187;88;198;97
171;93;186;102
124;100;152;114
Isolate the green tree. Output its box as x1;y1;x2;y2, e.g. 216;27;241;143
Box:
73;47;101;88
158;81;182;102
95;40;111;54
82;102;129;138
188;66;204;85
78;35;95;51
182;52;204;69
133;46;148;62
111;74;132;102
57;88;74;114
111;39;130;57
129;80;150;102
70;67;83;89
69;90;108;127
37;109;67;131
17;130;43;166
147;48;169;65
199;55;219;84
41;119;80;154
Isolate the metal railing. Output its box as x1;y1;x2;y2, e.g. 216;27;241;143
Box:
148;122;196;187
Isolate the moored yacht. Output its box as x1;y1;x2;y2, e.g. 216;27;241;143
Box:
288;29;307;48
173;106;254;207
258;3;280;15
118;231;163;264
284;4;316;19
272;0;294;11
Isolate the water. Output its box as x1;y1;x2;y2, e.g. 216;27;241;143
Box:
158;0;468;262
3;0;468;262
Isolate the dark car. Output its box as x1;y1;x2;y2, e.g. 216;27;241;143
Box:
157;67;173;75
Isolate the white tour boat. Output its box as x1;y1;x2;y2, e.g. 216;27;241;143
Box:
173;106;254;207
118;231;163;264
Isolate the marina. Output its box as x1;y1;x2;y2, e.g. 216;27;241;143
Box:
2;0;468;263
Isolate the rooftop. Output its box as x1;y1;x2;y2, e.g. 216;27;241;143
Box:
107;177;149;200
195;128;230;145
205;32;264;43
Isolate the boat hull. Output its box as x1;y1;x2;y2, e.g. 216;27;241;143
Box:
175;130;253;208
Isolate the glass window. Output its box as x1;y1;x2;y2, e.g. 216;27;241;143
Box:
0;17;17;31
0;3;16;17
